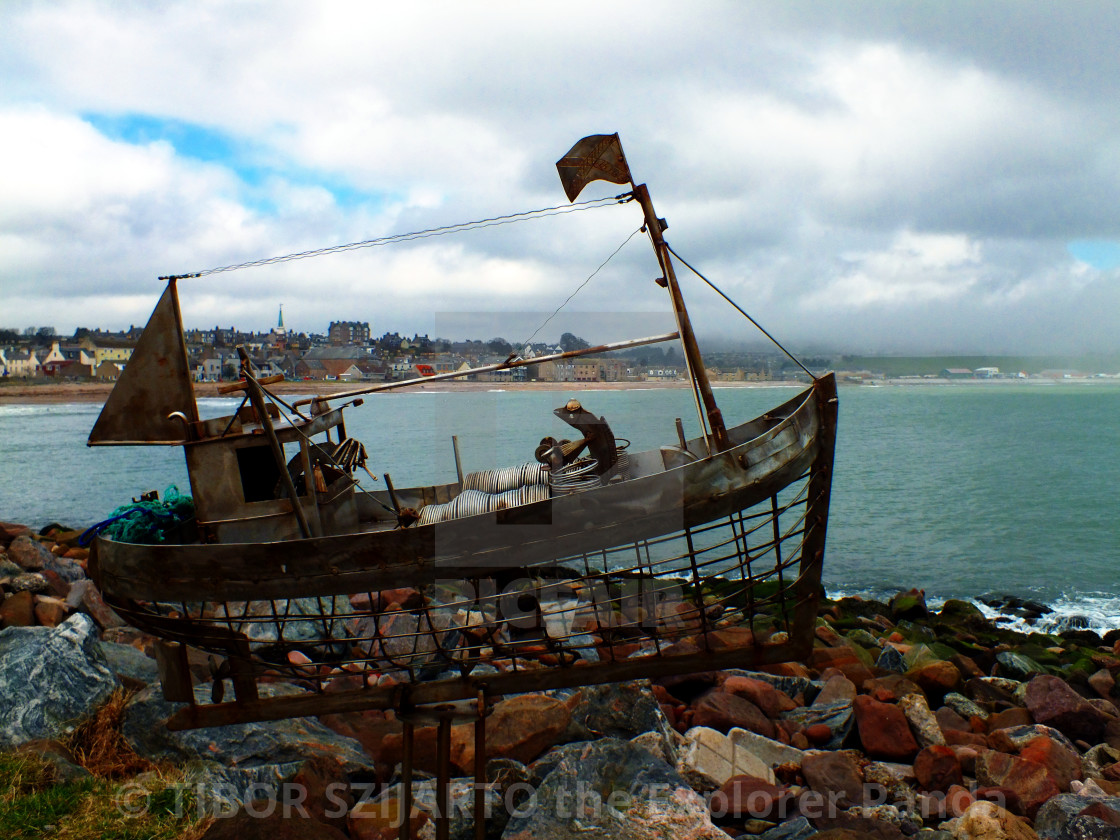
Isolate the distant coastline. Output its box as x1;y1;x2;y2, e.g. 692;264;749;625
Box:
1;374;1116;405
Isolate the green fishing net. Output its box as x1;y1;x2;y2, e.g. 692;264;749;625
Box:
81;485;195;545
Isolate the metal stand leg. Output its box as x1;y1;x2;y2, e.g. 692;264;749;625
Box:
401;719;414;840
474;690;487;840
436;716;452;840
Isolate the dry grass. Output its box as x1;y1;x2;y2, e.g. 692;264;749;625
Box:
64;687;154;779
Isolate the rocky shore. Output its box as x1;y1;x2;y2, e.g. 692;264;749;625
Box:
2;519;1119;840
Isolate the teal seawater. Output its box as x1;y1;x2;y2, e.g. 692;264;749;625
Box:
1;383;1118;626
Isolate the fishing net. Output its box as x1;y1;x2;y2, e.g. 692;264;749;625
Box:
80;486;195;546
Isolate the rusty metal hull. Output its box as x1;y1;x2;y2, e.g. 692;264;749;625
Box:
92;374;837;728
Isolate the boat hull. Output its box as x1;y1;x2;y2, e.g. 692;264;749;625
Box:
92;374;837;727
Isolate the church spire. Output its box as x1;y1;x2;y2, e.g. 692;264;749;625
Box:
277;304;285;331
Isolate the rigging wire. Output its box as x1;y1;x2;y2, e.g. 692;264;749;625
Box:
516;226;644;354
160;193;632;281
665;243;817;380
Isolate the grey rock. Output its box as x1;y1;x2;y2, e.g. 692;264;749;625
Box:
502;737;726;839
782;701;853;749
100;641;159;685
992;723;1079;755
565;680;675;754
759;816;817;840
943;692;988;720
899;693;946;748
1058;816;1120;840
996;650;1047;680
0;558;23;576
1082;744;1120;779
729;726;806;769
1036;795;1120;840
877;645;907;672
0;613;119;748
122;682;376;777
8;572;50;594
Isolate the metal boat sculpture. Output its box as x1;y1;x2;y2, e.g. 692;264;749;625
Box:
88;135;838;731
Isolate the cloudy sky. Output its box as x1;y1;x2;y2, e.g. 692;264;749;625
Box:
1;1;1118;355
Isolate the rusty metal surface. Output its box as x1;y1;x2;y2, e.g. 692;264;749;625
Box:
556;133;632;202
88;279;199;446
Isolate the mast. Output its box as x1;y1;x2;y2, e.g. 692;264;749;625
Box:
555;133;729;453
632;184;729;453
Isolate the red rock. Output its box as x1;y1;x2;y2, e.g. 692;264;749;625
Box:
32;595;68;627
801;750;865;807
950;653;985;680
64;580;124;629
709;773;790;820
723;676;798;717
1018;735;1082;791
936;706;972;733
944;784;975;818
1078;802;1120;827
450;693;570;771
289;755;353;834
988;708;1033;731
0;590;35;627
692;688;776;738
863;674;922;702
913;744;964;792
0;520;32;545
813;674;857;707
809;646;873;687
908;660;961;701
804;723;832;745
755;661;813;679
974;748;1061;818
814;625;844;646
6;535;49;570
1024;674;1107;744
853;695;919;760
951;744;982;775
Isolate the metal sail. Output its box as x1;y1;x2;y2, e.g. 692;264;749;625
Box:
88;279;199;446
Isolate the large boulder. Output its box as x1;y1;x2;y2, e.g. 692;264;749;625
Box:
123;682;376;804
503;737;727;839
1026;676;1108;745
952;800;1039;840
854;695;919;761
0;613;119;748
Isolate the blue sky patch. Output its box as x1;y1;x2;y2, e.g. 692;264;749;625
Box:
82;112;393;211
1067;240;1120;270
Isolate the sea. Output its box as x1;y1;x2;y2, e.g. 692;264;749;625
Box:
2;381;1118;633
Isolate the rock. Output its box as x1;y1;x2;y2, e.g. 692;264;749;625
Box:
783;701;853;749
1056;814;1120;840
503;737;727;839
878;646;907;673
32;594;69;627
1026;676;1108;745
938;706;974;734
7;572;50;594
721;668;821;702
122;682;377;785
1089;670;1117;703
0;613;119;748
677;726;776;791
7;535;52;570
865;673;924;702
989;725;1079;756
1019;735;1083;792
1036;795;1120;840
902;692;948;748
989;709;1035;732
975;749;1063;818
566;680;676;748
199;808;350;839
815;674;858;707
945;693;990;721
891;589;929;620
710;773;791;820
359;778;498;840
1;590;35;627
915;745;965;792
854;695;919;761
759;815;817;840
801;750;866;808
1081;745;1120;780
998;652;1048;681
724;675;799;717
0;520;32;544
99;641;160;686
693;687;776;738
810;646;875;687
911;660;963;703
951;800;1039;840
729;726;806;770
450;692;569;772
64;579;125;629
